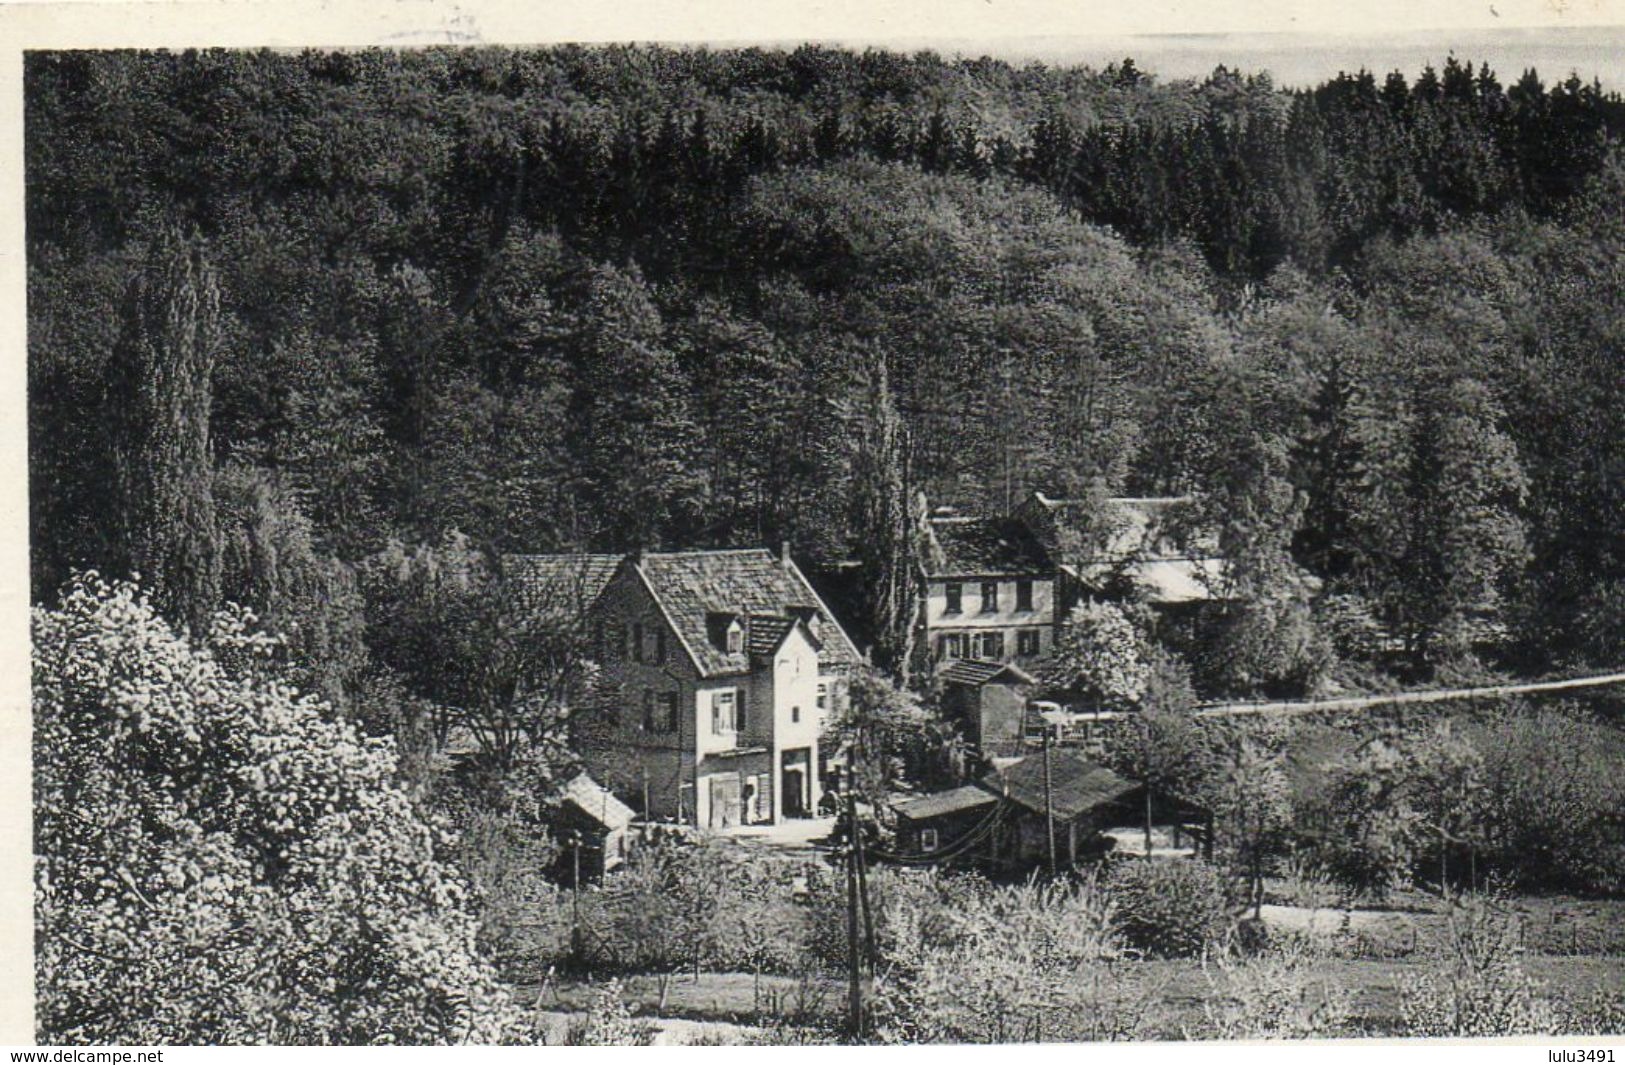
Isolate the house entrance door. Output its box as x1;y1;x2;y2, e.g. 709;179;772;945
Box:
781;768;804;818
781;747;813;818
708;775;741;829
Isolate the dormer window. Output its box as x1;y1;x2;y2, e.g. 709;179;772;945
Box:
707;611;745;654
787;605;820;637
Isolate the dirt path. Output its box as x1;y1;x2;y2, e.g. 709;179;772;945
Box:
1195;670;1625;719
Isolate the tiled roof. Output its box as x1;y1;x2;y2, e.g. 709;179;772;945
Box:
635;549;861;677
981;749;1138;821
938;659;1037;687
894;784;1000;822
505;554;623;619
557;772;636;830
923;516;1053;577
746;614;797;658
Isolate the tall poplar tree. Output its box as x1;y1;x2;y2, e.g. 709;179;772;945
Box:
104;228;222;637
849;358;920;679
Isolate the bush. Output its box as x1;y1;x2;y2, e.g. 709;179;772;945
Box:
801;861;984;974
1561;988;1625;1036
33;574;521;1044
869;874;1141;1043
1105;857;1233;958
568;980;652;1045
1198;935;1353;1039
1399;895;1556;1037
1466;703;1625;894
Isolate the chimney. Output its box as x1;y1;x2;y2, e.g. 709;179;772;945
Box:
779;540;793;567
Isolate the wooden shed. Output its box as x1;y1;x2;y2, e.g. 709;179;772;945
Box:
550;771;637;883
938;659;1036;758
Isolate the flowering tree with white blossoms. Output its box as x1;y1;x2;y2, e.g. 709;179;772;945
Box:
33;573;524;1044
1042;601;1152;710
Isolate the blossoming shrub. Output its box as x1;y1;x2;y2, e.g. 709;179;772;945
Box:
1105;857;1233;958
868;874;1145;1043
1398;895;1556;1037
33;574;522;1044
1198;935;1353;1039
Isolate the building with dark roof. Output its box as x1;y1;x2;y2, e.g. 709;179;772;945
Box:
505;553;624;621
937;660;1035;758
569;544;860;829
915;510;1061;676
893;749;1211;874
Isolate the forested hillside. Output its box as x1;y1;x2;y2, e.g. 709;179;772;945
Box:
26;46;1625;707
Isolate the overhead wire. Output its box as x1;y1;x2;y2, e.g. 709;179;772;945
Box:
863;795;1009;865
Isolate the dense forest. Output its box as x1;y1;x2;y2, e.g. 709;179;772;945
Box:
25;44;1625;1047
26;45;1625;706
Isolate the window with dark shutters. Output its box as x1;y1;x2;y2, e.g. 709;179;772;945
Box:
980;581;999;613
663;692;679;733
944;582;962;614
1016;579;1034;612
713;690;736;735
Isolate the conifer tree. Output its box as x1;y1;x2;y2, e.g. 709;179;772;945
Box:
565;261;705;549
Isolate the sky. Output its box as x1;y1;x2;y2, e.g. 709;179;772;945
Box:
829;26;1625;90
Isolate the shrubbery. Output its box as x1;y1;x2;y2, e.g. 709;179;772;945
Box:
567;980;652;1045
1198;936;1353;1039
33;574;521;1044
1105;857;1234;958
1467;704;1625;895
1399;896;1557;1037
868;874;1143;1043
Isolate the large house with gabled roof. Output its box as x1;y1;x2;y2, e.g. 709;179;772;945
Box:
914;508;1062;676
521;544;861;829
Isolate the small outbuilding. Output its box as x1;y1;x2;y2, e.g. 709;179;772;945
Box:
937;659;1036;758
890;749;1211;876
549;771;637;883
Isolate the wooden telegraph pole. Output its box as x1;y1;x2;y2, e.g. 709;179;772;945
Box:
1042;726;1058;878
570;829;583;958
844;765;863;1038
853;735;877;974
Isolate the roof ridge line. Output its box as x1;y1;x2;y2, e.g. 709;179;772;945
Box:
642;547;773;558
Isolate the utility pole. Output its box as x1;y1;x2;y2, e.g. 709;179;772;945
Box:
1042;727;1058;878
570;829;583;958
844;767;863;1038
853;732;877;974
1145;786;1154;858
